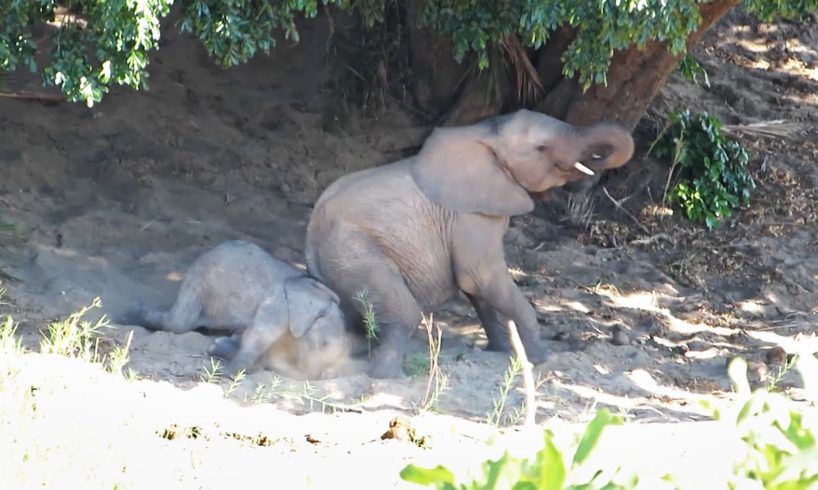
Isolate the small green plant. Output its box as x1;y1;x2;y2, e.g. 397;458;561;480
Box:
39;297;111;362
0;314;23;355
224;369;247;396
298;380;332;412
200;358;223;384
106;330;133;377
678;54;710;87
767;353;799;393
354;289;379;357
650;110;755;229
487;357;522;427
406;352;432;376
0;217;15;249
401;409;629;489
248;378;281;404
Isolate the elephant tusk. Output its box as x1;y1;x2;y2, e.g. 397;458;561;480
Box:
573;162;595;176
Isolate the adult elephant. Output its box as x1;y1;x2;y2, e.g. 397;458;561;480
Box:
306;109;635;378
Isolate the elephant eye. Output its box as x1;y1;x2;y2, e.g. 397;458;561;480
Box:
536;144;549;153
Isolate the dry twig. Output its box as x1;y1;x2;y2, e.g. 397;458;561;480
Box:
0;91;64;103
506;319;537;428
723;120;802;141
602;186;650;235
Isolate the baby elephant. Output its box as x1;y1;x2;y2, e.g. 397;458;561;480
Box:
123;240;359;380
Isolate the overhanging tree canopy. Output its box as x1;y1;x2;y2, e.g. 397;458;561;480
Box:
1;0;816;128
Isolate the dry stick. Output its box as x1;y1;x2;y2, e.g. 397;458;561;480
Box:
602;186;650;235
0;91;64;103
506;320;537;428
662;128;686;204
421;314;443;410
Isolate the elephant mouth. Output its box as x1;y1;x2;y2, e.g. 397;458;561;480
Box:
528;190;552;202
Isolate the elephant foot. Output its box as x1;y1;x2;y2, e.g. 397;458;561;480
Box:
485;337;512;353
486;339;548;364
369;362;407;379
521;339;549;365
368;349;408;379
208;337;239;361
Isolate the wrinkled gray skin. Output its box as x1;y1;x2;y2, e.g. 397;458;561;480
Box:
306;109;635;379
124;240;359;380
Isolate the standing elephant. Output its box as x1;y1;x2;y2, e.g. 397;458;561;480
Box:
306;109;635;378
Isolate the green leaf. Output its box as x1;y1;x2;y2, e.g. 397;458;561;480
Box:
482;452;512;490
538;434;567;490
400;464;457;486
573;409;623;467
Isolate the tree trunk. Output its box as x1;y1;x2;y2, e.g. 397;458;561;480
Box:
404;0;469;116
537;0;741;130
414;0;741;130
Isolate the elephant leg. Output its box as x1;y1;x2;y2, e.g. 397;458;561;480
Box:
208;333;241;360
453;216;548;364
221;300;288;379
313;227;422;379
338;301;370;357
352;271;422;379
123;291;203;333
476;278;547;364
464;293;511;352
221;327;278;379
455;262;548;364
335;266;421;378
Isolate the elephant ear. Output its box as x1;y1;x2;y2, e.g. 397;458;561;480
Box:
410;128;535;216
283;276;337;338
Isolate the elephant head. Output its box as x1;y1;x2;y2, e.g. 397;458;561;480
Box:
410;109;635;216
283;276;350;374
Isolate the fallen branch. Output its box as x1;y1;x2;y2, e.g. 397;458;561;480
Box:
602;186;650;235
420;314;447;411
629;233;675;247
506;319;537;428
723;120;802;141
0;91;65;103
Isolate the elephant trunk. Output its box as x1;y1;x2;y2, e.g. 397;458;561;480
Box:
575;123;635;171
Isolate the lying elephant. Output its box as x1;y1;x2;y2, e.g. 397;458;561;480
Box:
306;109;635;378
123;240;363;380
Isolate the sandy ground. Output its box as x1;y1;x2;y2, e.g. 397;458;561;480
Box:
0;352;748;489
1;8;818;488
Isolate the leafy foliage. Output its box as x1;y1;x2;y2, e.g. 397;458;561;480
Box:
421;0;818;91
400;409;631;490
711;356;818;490
39;296;111;360
0;215;15;249
401;355;818;490
650;110;754;229
0;0;382;106
677;54;709;87
179;0;324;67
2;1;817;106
